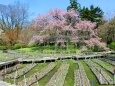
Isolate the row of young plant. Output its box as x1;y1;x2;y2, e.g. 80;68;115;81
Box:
0;64;22;76
101;58;115;66
17;62;56;86
7;63;37;79
85;60;113;84
74;61;90;86
93;59;114;74
45;63;69;86
0;50;29;62
0;80;15;86
0;52;15;62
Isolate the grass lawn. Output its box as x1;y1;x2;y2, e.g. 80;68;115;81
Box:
64;59;78;86
17;46;80;54
80;60;100;86
0;55;9;59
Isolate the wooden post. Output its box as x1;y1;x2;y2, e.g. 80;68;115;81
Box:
15;67;18;85
35;75;39;86
99;69;102;83
113;69;115;84
55;79;56;86
14;68;17;85
14;77;16;85
23;71;27;86
44;60;46;63
5;65;6;78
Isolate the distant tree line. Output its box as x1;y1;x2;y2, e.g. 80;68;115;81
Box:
0;1;29;46
0;1;28;31
67;0;104;25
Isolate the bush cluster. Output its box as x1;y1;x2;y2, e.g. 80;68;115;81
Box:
108;41;115;50
11;43;27;50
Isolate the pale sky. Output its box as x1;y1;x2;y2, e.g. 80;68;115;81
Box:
0;0;115;20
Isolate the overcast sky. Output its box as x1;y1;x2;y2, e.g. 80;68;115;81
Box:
0;0;115;20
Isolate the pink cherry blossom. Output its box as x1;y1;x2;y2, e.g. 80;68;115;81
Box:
29;9;106;50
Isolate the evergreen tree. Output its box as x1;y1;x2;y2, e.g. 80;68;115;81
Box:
80;5;104;23
67;0;104;24
67;0;81;12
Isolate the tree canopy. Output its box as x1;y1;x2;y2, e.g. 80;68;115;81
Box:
67;0;104;24
81;5;104;23
30;9;107;50
67;0;81;12
0;2;28;31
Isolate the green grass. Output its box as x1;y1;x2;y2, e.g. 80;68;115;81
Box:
3;59;114;86
17;63;48;83
92;59;114;79
5;63;48;84
32;61;62;86
80;60;100;86
64;59;78;86
7;64;27;75
0;55;9;58
82;59;114;86
4;64;27;84
98;59;115;67
17;46;80;54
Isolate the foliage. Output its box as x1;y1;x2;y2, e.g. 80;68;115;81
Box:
98;18;115;44
80;5;104;24
0;1;28;31
12;43;27;50
0;46;7;50
5;29;20;45
17;45;80;54
28;43;38;47
0;33;9;46
0;1;29;48
30;9;107;50
18;27;36;44
0;24;35;47
84;38;107;50
67;0;81;12
91;45;104;52
67;0;103;24
108;41;115;50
